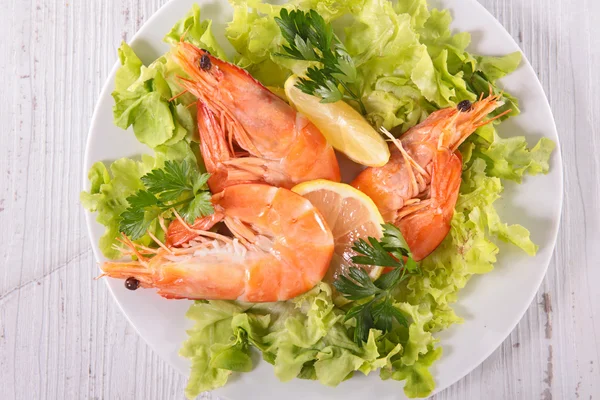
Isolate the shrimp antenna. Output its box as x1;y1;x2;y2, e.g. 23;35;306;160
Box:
172;208;234;244
158;215;169;235
147;231;174;255
380;127;429;191
473;108;513;130
169;90;189;102
179;25;192;43
117;233;152;266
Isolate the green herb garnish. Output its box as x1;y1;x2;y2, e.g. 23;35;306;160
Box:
275;9;366;114
333;224;420;346
119;160;213;240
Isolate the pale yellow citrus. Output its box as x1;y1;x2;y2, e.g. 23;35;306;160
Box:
292;180;385;282
284;76;390;167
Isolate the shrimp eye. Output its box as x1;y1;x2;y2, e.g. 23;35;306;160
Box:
199;53;212;71
457;100;472;112
125;277;140;291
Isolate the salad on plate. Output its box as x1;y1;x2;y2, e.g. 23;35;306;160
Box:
81;0;555;398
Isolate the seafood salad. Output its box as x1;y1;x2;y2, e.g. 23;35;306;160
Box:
81;0;555;398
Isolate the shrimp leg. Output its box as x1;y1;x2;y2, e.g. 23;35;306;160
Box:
166;211;225;247
397;149;463;261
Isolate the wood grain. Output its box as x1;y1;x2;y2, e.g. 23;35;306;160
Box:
0;0;598;399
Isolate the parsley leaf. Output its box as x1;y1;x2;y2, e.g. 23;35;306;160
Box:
119;209;152;242
275;9;366;114
180;191;213;224
118;160;214;240
125;190;160;209
334;267;379;300
142;160;193;201
333;225;421;346
351;236;402;267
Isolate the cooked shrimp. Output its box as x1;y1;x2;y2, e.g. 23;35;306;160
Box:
351;96;508;260
173;42;341;193
100;184;334;302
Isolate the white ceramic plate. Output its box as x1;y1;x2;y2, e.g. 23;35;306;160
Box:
83;1;563;399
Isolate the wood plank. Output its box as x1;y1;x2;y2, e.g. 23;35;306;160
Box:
0;0;598;399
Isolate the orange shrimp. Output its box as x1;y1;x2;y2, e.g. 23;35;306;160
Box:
352;96;508;261
100;184;334;302
173;42;341;194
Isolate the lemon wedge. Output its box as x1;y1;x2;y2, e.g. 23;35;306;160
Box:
284;75;390;167
292;179;385;282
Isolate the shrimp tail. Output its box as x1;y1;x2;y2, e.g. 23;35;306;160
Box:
398;149;462;261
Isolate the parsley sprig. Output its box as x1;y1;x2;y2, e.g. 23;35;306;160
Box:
275;9;366;114
333;224;421;346
119;160;214;240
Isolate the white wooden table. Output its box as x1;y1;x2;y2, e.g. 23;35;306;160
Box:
1;0;598;399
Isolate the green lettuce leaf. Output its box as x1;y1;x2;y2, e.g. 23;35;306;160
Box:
294;0;365;21
396;303;437;366
225;0;292;86
419;8;471;65
341;0;439;128
115;91;177;147
476;52;522;82
164;3;228;59
390;345;442;398
218;0;519;131
480;134;555;183
114;42;144;92
112;5;227;148
460;158;538;255
112;42;197;147
80;141;197;259
80;157;156;259
395;0;430;29
363;77;432;132
181;284;439;396
351;2;522;130
180;301;249;399
263;284;387;386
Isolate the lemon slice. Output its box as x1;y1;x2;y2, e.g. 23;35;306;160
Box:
292;179;385;283
284;76;390;167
